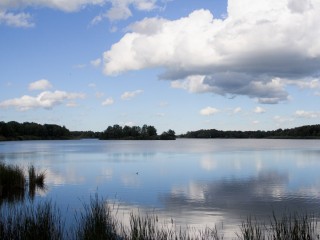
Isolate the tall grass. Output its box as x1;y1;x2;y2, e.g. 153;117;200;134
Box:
28;165;46;186
0;163;46;203
1;194;320;239
0;201;64;240
1;163;320;239
0;162;26;203
74;194;119;240
28;165;46;199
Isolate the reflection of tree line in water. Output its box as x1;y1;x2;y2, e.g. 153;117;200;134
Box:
0;163;46;204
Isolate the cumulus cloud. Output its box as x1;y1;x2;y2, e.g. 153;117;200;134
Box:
295;110;319;118
273;115;294;125
233;107;242;114
121;89;143;100
1;0;162;27
0;91;85;111
29;79;53;91
102;97;114;106
200;107;219;116
0;0;105;13
281;78;320;89
254;106;266;113
91;0;157;23
103;0;320;103
0;10;34;28
171;75;215;93
90;58;101;68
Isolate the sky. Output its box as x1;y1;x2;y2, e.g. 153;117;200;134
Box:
1;0;320;134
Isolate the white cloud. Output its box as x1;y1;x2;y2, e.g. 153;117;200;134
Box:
29;79;53;91
283;78;320;89
121;89;143;100
295;110;319;118
0;10;34;28
252;120;259;124
102;97;114;106
66;101;78;107
200;107;219;116
1;0;165;27
0;0;105;13
254;106;266;113
171;75;215;93
273;115;295;125
233;107;242;114
103;0;320;103
90;58;101;68
91;0;157;23
0;91;85;111
88;83;96;88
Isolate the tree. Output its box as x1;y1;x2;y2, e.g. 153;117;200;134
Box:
160;129;176;140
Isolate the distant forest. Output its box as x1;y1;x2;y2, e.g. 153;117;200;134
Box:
0;121;176;141
1;121;320;141
180;124;320;139
100;124;176;140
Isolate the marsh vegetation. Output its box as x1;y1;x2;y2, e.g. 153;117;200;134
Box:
1;194;320;240
0;162;46;204
1;163;320;239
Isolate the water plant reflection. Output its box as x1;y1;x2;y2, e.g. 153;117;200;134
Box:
0;162;47;204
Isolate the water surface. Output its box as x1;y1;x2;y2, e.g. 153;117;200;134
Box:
1;139;320;236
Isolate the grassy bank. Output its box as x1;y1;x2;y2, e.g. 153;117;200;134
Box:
1;195;320;240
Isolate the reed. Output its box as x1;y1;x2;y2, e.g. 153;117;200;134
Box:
28;165;46;199
28;165;46;186
0;162;26;202
0;201;64;240
2;182;320;240
74;194;119;240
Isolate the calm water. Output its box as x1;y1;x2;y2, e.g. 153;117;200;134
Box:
1;139;320;236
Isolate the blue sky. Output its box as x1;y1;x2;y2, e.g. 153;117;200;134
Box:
1;0;320;134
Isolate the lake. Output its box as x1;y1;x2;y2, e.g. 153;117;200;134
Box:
1;138;320;237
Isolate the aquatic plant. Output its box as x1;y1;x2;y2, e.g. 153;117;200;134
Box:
0;162;26;203
0;201;64;240
1;190;320;239
0;163;47;203
28;165;46;199
74;194;119;240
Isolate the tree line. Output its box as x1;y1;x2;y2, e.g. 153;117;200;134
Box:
0;121;176;141
99;124;176;140
180;124;320;139
0;121;71;140
2;121;320;141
